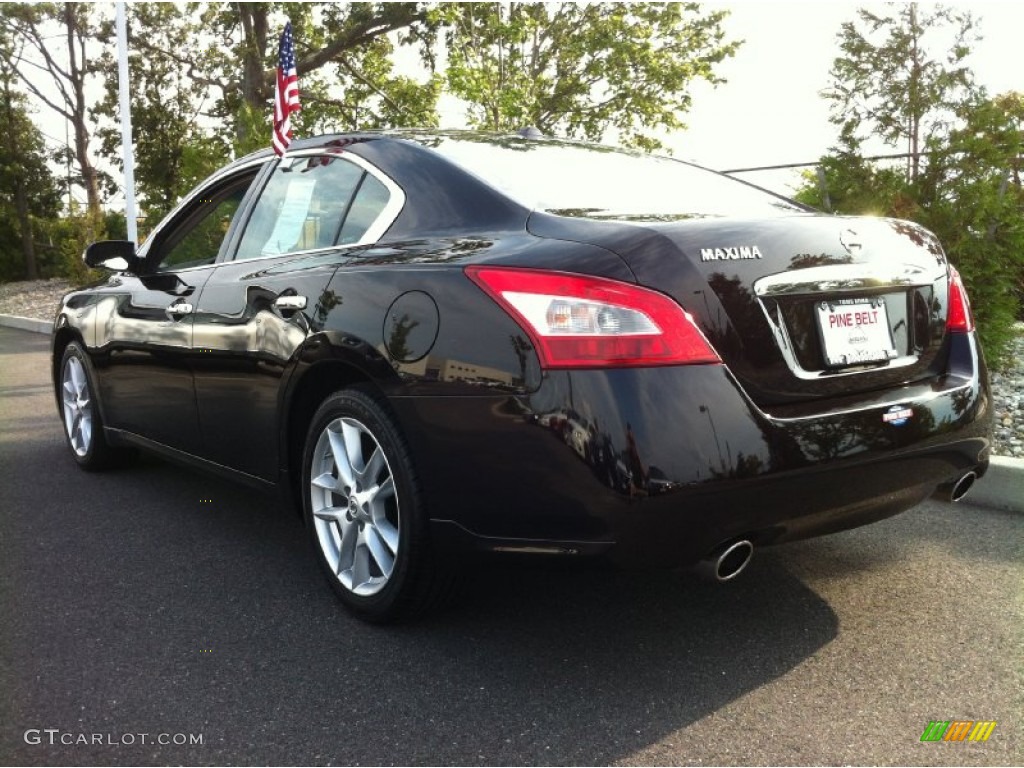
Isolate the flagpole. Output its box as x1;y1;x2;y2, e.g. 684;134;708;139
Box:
116;1;138;245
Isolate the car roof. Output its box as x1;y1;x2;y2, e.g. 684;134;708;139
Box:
232;128;641;165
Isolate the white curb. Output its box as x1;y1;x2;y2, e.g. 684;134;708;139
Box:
0;314;51;335
970;456;1024;513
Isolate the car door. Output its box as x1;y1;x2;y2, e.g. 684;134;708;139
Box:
190;150;403;480
93;165;265;453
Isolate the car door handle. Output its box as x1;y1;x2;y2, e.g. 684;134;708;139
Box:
165;302;194;318
275;295;307;311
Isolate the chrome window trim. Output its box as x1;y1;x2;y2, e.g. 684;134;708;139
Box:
138;148;405;270
200;244;363;270
145;261;227;276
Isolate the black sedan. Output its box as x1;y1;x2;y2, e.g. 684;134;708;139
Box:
53;131;992;621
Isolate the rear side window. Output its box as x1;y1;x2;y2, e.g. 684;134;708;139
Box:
339;174;390;245
235;155;377;259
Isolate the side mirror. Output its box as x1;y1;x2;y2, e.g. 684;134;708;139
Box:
83;240;141;272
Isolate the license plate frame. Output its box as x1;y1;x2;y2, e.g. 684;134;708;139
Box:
816;298;898;368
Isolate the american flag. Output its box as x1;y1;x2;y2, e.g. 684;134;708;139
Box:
272;22;301;155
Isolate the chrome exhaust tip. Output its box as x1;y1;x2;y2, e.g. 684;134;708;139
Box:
949;471;977;503
697;539;754;582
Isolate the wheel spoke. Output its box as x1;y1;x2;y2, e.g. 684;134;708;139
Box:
336;517;359;578
311;472;340;493
67;360;76;389
341;419;365;474
351;534;373;590
313;505;348;524
68;413;80;450
371;518;399;557
69;358;86;395
327;427;356;490
62;396;76;431
360;446;385;483
365;525;395;577
367;478;398;554
369;475;394;504
78;416;91;449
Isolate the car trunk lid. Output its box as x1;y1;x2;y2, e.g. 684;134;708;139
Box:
530;212;953;408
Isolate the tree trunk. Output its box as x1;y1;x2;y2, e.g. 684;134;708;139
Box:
14;180;37;280
65;2;102;224
238;3;271;146
908;4;921;184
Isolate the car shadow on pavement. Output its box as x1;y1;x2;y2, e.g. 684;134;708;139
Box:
778;496;1024;573
381;556;839;766
4;441;840;766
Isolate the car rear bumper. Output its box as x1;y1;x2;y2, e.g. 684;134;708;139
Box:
390;332;992;567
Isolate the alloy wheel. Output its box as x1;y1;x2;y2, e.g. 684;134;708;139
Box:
309;416;400;596
61;356;93;456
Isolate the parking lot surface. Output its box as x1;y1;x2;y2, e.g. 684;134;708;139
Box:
1;325;1020;766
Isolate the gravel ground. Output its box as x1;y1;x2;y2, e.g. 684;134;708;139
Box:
0;277;73;323
2;277;1021;457
990;329;1024;458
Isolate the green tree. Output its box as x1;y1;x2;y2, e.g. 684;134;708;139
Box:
914;93;1024;357
824;3;979;182
794;151;909;218
89;3;438;227
436;2;739;150
127;3;439;154
798;1;1023;366
93;3;230;227
0;70;60;281
795;98;1024;366
0;2;107;227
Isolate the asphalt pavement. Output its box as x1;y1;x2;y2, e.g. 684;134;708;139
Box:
1;325;1021;766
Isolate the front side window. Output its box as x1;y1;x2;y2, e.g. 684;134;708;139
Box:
153;175;256;272
235;155;392;260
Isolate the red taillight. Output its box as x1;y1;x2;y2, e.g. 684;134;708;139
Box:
465;266;721;369
947;266;974;333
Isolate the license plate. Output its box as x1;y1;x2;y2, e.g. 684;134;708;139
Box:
816;298;897;367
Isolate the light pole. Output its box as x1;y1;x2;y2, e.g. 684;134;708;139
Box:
116;1;137;244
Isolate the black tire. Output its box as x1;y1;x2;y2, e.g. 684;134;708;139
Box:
301;387;455;622
57;341;130;471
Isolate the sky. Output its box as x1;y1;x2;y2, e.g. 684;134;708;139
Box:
25;1;1024;209
648;1;1024;194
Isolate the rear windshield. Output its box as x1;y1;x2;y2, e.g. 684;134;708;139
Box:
430;136;803;220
